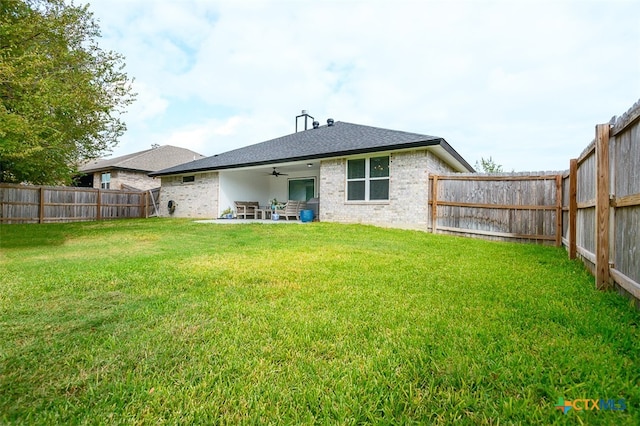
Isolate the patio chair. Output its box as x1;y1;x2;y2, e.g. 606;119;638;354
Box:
234;201;259;219
275;200;307;220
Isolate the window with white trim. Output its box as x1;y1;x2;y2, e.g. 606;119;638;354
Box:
346;156;389;201
100;172;111;189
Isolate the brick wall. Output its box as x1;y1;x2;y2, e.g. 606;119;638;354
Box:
90;170;160;190
113;170;161;190
319;149;455;230
92;172;103;189
159;172;219;218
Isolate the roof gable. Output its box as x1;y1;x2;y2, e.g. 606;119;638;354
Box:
80;145;205;173
152;122;472;176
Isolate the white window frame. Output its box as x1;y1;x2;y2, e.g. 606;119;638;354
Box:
345;156;390;202
100;172;111;189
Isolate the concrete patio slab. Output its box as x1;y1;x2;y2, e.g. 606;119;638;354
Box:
194;219;305;225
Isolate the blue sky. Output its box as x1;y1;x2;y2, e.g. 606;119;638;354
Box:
89;0;640;171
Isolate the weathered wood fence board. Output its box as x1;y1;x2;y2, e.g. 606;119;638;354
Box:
0;184;153;223
570;143;598;272
429;173;563;245
147;188;160;217
608;103;640;297
430;98;639;304
560;101;640;300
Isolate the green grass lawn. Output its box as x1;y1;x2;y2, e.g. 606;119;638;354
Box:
1;219;639;424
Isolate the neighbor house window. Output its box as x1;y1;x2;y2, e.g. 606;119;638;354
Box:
346;156;389;201
100;172;110;189
182;175;195;183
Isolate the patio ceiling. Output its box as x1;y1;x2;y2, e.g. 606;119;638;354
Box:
226;160;320;176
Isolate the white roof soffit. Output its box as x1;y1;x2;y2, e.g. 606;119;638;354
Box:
427;145;472;172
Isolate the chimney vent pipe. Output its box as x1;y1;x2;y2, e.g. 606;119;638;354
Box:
295;110;314;132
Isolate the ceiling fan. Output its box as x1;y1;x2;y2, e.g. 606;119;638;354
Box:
268;167;288;177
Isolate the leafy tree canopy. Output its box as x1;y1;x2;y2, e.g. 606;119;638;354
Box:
474;156;504;173
0;0;135;184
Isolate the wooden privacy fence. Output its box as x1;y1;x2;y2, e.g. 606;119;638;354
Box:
0;184;156;223
429;99;640;302
429;173;564;245
562;100;640;299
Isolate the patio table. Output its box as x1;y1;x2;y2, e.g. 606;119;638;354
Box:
256;207;272;220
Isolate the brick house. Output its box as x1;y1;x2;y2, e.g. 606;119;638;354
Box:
78;145;205;191
150;121;474;230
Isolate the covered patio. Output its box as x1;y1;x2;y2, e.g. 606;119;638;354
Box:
217;160;320;219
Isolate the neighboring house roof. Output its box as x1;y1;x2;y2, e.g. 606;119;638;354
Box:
150;121;474;177
79;145;205;174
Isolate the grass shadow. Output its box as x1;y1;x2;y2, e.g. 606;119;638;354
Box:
1;223;81;249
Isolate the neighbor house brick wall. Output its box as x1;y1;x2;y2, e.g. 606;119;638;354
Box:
112;170;161;190
319;149;456;230
159;172;219;218
92;172;104;189
90;170;160;190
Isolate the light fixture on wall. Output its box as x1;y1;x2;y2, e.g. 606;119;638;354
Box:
307;163;313;168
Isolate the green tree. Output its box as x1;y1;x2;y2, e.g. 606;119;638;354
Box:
0;0;135;184
474;156;504;173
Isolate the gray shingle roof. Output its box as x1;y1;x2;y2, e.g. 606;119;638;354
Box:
80;145;205;173
150;121;473;176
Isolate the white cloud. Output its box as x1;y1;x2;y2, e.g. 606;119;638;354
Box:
91;0;640;171
125;82;169;123
212;116;244;136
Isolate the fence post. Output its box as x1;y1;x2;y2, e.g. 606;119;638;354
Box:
140;191;146;218
96;190;102;221
595;124;611;290
568;159;577;259
431;175;438;233
39;187;45;224
555;174;562;247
